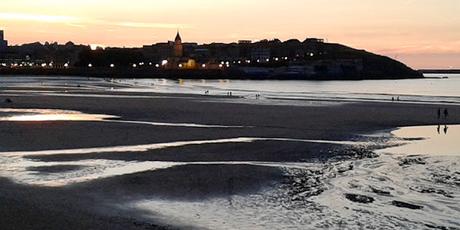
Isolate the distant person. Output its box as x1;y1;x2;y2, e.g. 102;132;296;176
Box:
444;108;449;119
392;97;394;102
397;96;400;101
444;125;449;135
437;108;442;120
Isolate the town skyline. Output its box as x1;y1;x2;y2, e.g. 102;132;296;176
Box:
1;0;459;69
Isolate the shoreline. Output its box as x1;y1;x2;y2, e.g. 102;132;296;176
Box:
0;68;424;80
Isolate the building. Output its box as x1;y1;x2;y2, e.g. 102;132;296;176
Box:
174;31;183;57
251;48;271;62
0;30;8;52
238;40;252;44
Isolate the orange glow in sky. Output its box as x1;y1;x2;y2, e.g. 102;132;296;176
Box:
1;0;459;69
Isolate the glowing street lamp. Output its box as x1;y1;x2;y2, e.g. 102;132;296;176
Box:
88;63;93;68
110;64;115;68
132;64;137;68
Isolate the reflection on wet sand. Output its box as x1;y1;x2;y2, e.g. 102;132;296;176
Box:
379;125;460;156
1;137;364;157
0;108;118;121
0;108;247;128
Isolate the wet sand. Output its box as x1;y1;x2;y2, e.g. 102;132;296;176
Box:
1;83;460;229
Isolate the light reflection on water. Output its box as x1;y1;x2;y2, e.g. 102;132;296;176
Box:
379;125;460;156
0;108;118;121
0;108;248;128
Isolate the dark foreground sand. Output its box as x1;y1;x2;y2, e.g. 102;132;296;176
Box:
1;86;459;229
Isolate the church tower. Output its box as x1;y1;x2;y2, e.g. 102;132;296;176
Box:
174;31;183;57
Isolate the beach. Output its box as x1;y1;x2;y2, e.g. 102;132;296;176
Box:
0;77;459;229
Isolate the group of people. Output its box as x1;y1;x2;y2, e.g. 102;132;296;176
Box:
438;108;449;120
437;108;450;135
203;91;262;99
391;96;401;102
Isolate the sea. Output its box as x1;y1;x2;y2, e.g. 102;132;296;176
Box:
1;73;460;104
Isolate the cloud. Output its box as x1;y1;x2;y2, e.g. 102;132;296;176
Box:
0;12;189;29
114;21;189;29
0;12;78;23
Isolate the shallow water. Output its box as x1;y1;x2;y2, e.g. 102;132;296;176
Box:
125;125;460;230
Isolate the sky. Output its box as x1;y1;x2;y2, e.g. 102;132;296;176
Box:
0;0;459;69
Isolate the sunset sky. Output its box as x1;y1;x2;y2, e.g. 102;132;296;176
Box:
1;0;459;69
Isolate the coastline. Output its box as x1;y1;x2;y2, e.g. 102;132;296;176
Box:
0;79;459;229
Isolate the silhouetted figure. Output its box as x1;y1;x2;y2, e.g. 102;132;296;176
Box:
227;178;234;206
444;109;449;119
437;108;442;120
444;125;448;135
437;124;441;134
397;96;400;101
392;97;394;102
